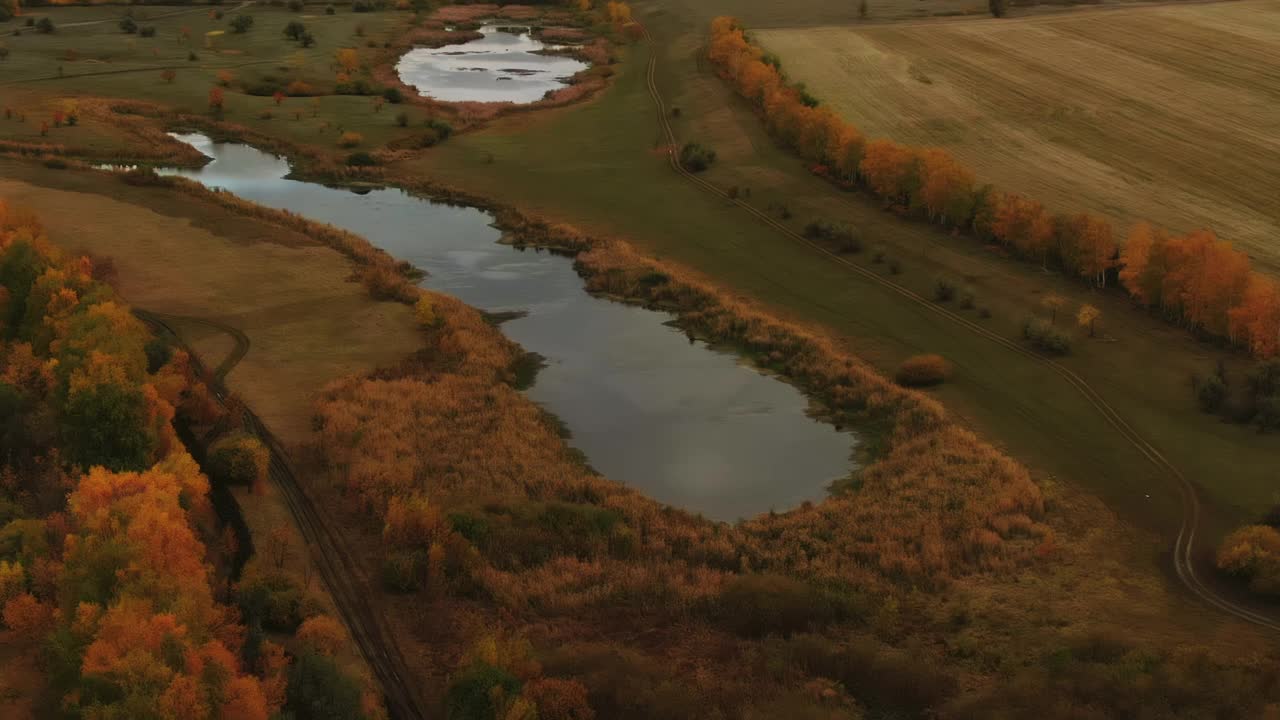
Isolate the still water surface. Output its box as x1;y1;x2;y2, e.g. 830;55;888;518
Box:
396;25;588;104
163;133;856;521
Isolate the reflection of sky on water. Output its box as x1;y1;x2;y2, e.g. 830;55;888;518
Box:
163;133;857;522
396;26;588;104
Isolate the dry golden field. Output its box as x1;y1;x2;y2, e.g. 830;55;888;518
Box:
0;165;421;445
756;0;1280;273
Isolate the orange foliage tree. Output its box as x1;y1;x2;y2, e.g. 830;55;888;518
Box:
707;17;1280;358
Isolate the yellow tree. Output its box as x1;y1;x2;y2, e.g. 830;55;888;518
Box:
336;47;359;75
1076;304;1100;337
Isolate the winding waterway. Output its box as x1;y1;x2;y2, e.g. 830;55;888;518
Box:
396;25;588;104
162;133;856;522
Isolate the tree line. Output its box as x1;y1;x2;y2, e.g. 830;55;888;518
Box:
0;201;379;718
707;17;1279;359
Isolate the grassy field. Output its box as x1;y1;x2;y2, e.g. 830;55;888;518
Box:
411;0;1279;543
0;5;430;155
0;162;421;445
755;0;1280;274
1;0;1276;617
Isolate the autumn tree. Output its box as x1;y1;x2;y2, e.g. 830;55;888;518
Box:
161;68;176;84
1041;294;1064;324
860;139;919;207
993;193;1053;267
1229;275;1280;358
336;47;359;74
297;614;346;656
209;86;225;111
1077;304;1100;337
917;148;975;226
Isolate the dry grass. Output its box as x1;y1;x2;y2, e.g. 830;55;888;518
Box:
756;0;1280;273
0;165;421;447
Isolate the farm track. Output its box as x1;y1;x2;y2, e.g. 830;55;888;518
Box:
134;309;427;720
635;23;1280;632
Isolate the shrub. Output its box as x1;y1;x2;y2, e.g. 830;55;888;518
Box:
238;569;311;631
288;0;304;11
381;549;424;592
326;4;336;14
337;131;363;148
346;151;378;166
187;50;198;61
35;17;54;34
1197;373;1227;413
678;142;716;172
139;26;155;38
933;279;956;302
426;117;453;139
711;574;863;638
1217;525;1280;597
284;20;306;41
395;111;409;127
1022;318;1071;355
382;86;404;103
286;651;365;720
119;16;138;34
959;290;975;309
230;14;254;33
888;258;902;274
446;663;523;720
207;432;269;489
895;354;951;387
42;158;67;170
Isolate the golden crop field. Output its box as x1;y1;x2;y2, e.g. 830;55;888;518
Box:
756;1;1280;273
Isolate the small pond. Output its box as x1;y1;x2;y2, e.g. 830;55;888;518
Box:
395;25;589;104
161;134;858;522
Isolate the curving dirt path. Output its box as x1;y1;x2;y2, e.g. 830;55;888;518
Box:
134;310;428;720
634;22;1280;632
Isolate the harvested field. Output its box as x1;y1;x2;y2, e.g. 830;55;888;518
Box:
756;0;1280;273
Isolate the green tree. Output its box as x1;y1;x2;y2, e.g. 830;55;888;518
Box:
286;651;365;720
61;382;151;471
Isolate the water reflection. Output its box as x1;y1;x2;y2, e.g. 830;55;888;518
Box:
396;25;589;104
163;133;856;521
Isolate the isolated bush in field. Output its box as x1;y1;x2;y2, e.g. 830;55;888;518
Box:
35;17;54;34
989;0;1008;17
383;86;404;104
207;432;269;491
139;26;155;38
208;86;225;112
1217;525;1280;597
288;0;304;11
679;142;717;172
1023;318;1071;355
119;15;138;34
161;68;176;83
426;117;453;139
933;279;956;302
415;295;437;327
1077;303;1101;337
284;20;307;41
895;354;951;387
337;131;363;148
231;14;254;33
395;111;409;127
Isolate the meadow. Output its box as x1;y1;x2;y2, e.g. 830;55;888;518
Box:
1;1;1279;716
755;0;1280;274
